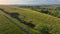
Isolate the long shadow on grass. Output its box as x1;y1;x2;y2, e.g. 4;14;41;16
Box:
4;15;31;34
0;8;35;28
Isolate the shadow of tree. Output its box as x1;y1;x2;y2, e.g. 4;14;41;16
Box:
0;8;35;28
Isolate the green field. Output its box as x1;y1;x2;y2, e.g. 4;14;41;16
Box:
0;5;60;34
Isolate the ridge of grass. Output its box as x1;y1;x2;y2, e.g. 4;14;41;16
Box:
0;5;60;34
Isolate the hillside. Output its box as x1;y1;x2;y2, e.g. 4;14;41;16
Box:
0;10;26;34
0;5;60;34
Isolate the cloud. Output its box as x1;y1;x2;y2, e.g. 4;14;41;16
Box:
0;0;60;5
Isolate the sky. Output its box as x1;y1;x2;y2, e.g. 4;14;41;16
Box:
0;0;60;5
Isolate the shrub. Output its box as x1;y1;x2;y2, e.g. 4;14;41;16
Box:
35;25;57;34
40;9;49;14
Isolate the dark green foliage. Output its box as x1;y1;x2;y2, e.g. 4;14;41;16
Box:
35;25;53;34
39;26;50;34
31;6;41;11
29;6;60;18
35;25;60;34
57;7;60;10
19;6;60;18
40;9;49;14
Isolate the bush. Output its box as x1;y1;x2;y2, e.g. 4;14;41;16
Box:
35;25;58;34
31;7;60;18
40;9;49;14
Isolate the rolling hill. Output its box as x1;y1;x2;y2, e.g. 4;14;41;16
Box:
0;5;60;34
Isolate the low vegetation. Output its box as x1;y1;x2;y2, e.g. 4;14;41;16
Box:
0;5;60;34
30;6;60;18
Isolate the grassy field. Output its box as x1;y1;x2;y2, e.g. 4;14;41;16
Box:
0;5;60;34
0;10;26;34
